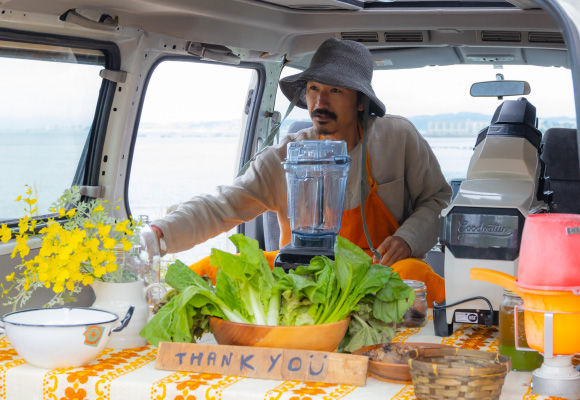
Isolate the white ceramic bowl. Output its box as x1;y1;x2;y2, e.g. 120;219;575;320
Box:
0;307;134;369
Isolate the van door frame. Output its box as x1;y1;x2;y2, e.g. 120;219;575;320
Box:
541;0;580;165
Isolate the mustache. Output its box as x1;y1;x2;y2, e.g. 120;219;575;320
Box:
311;108;337;121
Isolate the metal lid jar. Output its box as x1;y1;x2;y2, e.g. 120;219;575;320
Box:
401;280;428;328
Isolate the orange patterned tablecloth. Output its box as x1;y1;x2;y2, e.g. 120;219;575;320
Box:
0;313;566;400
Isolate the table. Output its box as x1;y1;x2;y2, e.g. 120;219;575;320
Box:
0;314;570;400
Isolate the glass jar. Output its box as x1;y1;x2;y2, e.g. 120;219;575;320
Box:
401;280;428;327
499;289;543;371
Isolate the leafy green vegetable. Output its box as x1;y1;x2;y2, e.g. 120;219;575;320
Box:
338;297;396;353
210;234;279;325
141;235;415;353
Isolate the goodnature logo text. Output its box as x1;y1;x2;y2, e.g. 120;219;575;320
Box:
458;220;513;238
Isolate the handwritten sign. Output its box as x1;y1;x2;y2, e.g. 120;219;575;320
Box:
155;342;368;386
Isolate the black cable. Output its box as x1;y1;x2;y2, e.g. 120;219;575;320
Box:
433;296;495;327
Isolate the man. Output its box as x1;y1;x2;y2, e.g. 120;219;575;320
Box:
151;38;452;303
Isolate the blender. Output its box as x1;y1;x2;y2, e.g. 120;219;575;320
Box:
471;214;580;399
274;140;351;270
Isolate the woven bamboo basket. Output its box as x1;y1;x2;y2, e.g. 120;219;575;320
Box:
406;347;511;400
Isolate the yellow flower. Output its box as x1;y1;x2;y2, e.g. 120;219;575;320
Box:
105;262;117;273
0;224;11;243
97;223;111;238
93;266;106;278
102;237;117;250
115;206;120;210
115;221;129;232
6;186;141;310
15;195;21;202
18;216;29;235
121;239;132;251
11;235;30;259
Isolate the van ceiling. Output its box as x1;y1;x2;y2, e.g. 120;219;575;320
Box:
0;0;564;68
259;0;537;10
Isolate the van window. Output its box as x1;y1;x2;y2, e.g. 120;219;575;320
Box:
0;41;105;223
129;60;257;264
275;64;575;181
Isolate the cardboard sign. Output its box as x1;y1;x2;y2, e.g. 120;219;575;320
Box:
155;342;369;386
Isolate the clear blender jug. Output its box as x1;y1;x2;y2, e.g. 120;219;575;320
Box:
276;140;350;268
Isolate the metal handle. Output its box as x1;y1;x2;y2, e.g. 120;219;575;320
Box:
513;304;536;353
111;306;135;333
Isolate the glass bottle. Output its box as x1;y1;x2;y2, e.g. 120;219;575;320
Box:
401;279;428;327
499;289;543;371
136;215;165;307
136;215;161;282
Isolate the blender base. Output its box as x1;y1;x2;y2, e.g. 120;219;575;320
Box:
274;245;334;271
532;356;580;399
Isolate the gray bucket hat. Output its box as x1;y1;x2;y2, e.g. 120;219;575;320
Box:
279;38;386;117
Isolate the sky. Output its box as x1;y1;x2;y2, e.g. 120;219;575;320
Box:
275;64;577;120
0;58;576;128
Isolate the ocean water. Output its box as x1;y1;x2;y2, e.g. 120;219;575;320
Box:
1;129;475;265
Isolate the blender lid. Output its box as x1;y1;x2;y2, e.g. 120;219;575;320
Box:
285;140;349;164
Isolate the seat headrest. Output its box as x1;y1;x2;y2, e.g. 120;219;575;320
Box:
541;128;580;180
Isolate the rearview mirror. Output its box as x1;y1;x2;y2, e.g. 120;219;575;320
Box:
470;80;531;97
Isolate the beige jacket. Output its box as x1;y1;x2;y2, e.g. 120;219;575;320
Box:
153;115;452;257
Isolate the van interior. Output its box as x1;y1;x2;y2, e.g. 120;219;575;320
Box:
0;0;578;313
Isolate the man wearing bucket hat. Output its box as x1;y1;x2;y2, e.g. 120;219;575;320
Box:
150;38;452;305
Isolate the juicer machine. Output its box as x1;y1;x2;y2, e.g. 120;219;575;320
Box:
435;98;547;336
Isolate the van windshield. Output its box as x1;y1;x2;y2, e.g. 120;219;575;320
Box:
275;64;576;181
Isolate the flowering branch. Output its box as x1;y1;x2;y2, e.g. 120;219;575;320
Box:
0;186;142;310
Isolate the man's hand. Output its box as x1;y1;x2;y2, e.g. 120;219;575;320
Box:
372;235;411;266
151;225;163;246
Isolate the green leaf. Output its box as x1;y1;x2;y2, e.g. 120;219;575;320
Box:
375;272;410;302
140;285;224;346
373;289;416;324
215;269;249;321
165;259;212;292
279;290;314;326
333;236;371;293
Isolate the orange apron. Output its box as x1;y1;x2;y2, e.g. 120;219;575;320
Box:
337;127;444;306
191;127;445;306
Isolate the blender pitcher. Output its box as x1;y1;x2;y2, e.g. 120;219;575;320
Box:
275;140;350;269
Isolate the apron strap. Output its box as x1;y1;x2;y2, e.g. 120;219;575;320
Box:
360;97;382;260
237;88;302;177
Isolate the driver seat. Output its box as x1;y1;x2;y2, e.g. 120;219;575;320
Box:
541;128;580;214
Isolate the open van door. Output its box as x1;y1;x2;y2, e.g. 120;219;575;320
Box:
544;0;580;167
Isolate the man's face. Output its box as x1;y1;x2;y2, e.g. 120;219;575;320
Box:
305;81;363;136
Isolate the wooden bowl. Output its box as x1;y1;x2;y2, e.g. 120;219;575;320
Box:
209;317;350;352
352;342;451;383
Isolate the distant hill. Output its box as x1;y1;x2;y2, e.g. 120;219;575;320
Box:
3;113;574;137
406;112;491;133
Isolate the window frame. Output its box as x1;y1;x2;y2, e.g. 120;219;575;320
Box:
0;27;120;228
125;55;266;219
